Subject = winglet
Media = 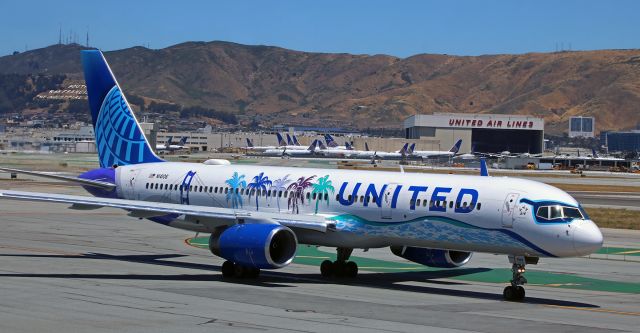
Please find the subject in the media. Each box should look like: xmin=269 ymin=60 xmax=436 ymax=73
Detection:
xmin=480 ymin=158 xmax=489 ymax=176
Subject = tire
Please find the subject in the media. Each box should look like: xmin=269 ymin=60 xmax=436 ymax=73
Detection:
xmin=320 ymin=260 xmax=333 ymax=277
xmin=516 ymin=286 xmax=525 ymax=300
xmin=221 ymin=261 xmax=235 ymax=278
xmin=247 ymin=267 xmax=260 ymax=279
xmin=345 ymin=261 xmax=358 ymax=278
xmin=333 ymin=260 xmax=346 ymax=277
xmin=234 ymin=264 xmax=245 ymax=278
xmin=503 ymin=286 xmax=515 ymax=300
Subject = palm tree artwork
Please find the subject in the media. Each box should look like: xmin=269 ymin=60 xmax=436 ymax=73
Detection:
xmin=311 ymin=175 xmax=335 ymax=214
xmin=247 ymin=172 xmax=272 ymax=211
xmin=287 ymin=175 xmax=316 ymax=214
xmin=269 ymin=174 xmax=291 ymax=212
xmin=225 ymin=172 xmax=246 ymax=209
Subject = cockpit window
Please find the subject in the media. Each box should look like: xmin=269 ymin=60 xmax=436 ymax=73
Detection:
xmin=536 ymin=206 xmax=549 ymax=220
xmin=563 ymin=207 xmax=584 ymax=219
xmin=549 ymin=205 xmax=563 ymax=219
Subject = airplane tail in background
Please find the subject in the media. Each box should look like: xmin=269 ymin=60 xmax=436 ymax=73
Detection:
xmin=292 ymin=135 xmax=301 ymax=146
xmin=449 ymin=139 xmax=463 ymax=154
xmin=81 ymin=50 xmax=163 ymax=168
xmin=246 ymin=138 xmax=254 ymax=147
xmin=408 ymin=143 xmax=415 ymax=155
xmin=286 ymin=134 xmax=294 ymax=146
xmin=345 ymin=142 xmax=352 ymax=150
xmin=365 ymin=142 xmax=370 ymax=151
xmin=276 ymin=133 xmax=286 ymax=146
xmin=166 ymin=136 xmax=174 ymax=146
xmin=592 ymin=148 xmax=599 ymax=158
xmin=178 ymin=136 xmax=188 ymax=146
xmin=318 ymin=140 xmax=328 ymax=150
xmin=399 ymin=143 xmax=409 ymax=155
xmin=324 ymin=134 xmax=339 ymax=148
xmin=307 ymin=140 xmax=318 ymax=151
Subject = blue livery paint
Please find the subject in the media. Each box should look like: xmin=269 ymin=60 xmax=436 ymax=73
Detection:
xmin=78 ymin=168 xmax=117 ymax=198
xmin=217 ymin=224 xmax=295 ymax=269
xmin=81 ymin=50 xmax=163 ymax=168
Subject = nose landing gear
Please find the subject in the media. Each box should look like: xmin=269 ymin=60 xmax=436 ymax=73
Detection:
xmin=320 ymin=247 xmax=359 ymax=278
xmin=503 ymin=255 xmax=538 ymax=301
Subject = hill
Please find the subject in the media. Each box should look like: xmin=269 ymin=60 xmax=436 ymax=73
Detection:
xmin=1 ymin=42 xmax=640 ymax=134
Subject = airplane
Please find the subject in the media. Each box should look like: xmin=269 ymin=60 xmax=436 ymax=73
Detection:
xmin=157 ymin=136 xmax=189 ymax=152
xmin=292 ymin=135 xmax=301 ymax=146
xmin=263 ymin=140 xmax=319 ymax=157
xmin=0 ymin=50 xmax=603 ymax=301
xmin=276 ymin=133 xmax=307 ymax=150
xmin=324 ymin=134 xmax=350 ymax=150
xmin=410 ymin=139 xmax=462 ymax=159
xmin=244 ymin=138 xmax=277 ymax=152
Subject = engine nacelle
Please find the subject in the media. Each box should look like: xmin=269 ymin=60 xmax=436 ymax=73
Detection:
xmin=390 ymin=246 xmax=472 ymax=268
xmin=210 ymin=224 xmax=297 ymax=269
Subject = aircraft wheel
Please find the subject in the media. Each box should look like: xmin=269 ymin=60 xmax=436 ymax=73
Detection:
xmin=320 ymin=260 xmax=333 ymax=277
xmin=345 ymin=261 xmax=358 ymax=278
xmin=333 ymin=260 xmax=346 ymax=277
xmin=221 ymin=261 xmax=235 ymax=278
xmin=503 ymin=286 xmax=515 ymax=301
xmin=516 ymin=286 xmax=525 ymax=300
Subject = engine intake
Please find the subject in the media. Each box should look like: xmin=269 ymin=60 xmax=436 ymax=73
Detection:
xmin=390 ymin=246 xmax=472 ymax=268
xmin=210 ymin=224 xmax=297 ymax=269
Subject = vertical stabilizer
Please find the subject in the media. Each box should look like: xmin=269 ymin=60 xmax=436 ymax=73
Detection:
xmin=81 ymin=50 xmax=163 ymax=168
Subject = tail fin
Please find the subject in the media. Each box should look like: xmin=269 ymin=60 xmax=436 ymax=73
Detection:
xmin=345 ymin=142 xmax=352 ymax=150
xmin=324 ymin=134 xmax=338 ymax=148
xmin=307 ymin=140 xmax=318 ymax=151
xmin=449 ymin=139 xmax=462 ymax=153
xmin=480 ymin=158 xmax=489 ymax=176
xmin=166 ymin=136 xmax=173 ymax=146
xmin=286 ymin=134 xmax=294 ymax=146
xmin=319 ymin=140 xmax=328 ymax=150
xmin=81 ymin=50 xmax=162 ymax=168
xmin=591 ymin=148 xmax=598 ymax=158
xmin=408 ymin=143 xmax=415 ymax=154
xmin=365 ymin=142 xmax=370 ymax=151
xmin=246 ymin=138 xmax=254 ymax=147
xmin=276 ymin=133 xmax=286 ymax=146
xmin=399 ymin=143 xmax=409 ymax=155
xmin=178 ymin=136 xmax=188 ymax=145
xmin=293 ymin=135 xmax=301 ymax=146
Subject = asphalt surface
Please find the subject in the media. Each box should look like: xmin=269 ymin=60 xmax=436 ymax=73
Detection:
xmin=0 ymin=182 xmax=639 ymax=332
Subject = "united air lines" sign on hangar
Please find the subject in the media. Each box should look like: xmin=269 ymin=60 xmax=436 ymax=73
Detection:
xmin=404 ymin=113 xmax=544 ymax=154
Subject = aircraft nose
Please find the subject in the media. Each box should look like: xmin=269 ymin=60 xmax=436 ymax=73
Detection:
xmin=573 ymin=220 xmax=603 ymax=256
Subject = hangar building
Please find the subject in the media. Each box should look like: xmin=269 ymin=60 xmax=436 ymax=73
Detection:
xmin=404 ymin=113 xmax=544 ymax=154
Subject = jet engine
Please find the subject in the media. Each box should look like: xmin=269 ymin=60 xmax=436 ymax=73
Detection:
xmin=390 ymin=246 xmax=472 ymax=268
xmin=209 ymin=224 xmax=297 ymax=269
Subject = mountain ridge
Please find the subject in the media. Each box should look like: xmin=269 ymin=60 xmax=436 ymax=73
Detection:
xmin=1 ymin=42 xmax=640 ymax=134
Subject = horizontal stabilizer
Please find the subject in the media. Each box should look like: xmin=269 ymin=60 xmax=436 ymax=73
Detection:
xmin=0 ymin=167 xmax=116 ymax=190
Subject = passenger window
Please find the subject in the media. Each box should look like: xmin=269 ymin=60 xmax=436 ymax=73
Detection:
xmin=209 ymin=186 xmax=213 ymax=193
xmin=324 ymin=193 xmax=328 ymax=201
xmin=423 ymin=200 xmax=427 ymax=207
xmin=563 ymin=207 xmax=583 ymax=219
xmin=145 ymin=183 xmax=149 ymax=189
xmin=449 ymin=201 xmax=453 ymax=209
xmin=550 ymin=205 xmax=562 ymax=219
xmin=416 ymin=199 xmax=421 ymax=206
xmin=154 ymin=183 xmax=158 ymax=190
xmin=359 ymin=196 xmax=363 ymax=203
xmin=477 ymin=203 xmax=481 ymax=210
xmin=224 ymin=188 xmax=228 ymax=194
xmin=307 ymin=192 xmax=311 ymax=200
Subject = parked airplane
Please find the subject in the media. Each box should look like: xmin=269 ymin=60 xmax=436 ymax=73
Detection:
xmin=244 ymin=138 xmax=277 ymax=152
xmin=276 ymin=133 xmax=307 ymax=150
xmin=324 ymin=134 xmax=350 ymax=150
xmin=410 ymin=140 xmax=462 ymax=159
xmin=0 ymin=50 xmax=603 ymax=301
xmin=292 ymin=135 xmax=301 ymax=146
xmin=157 ymin=136 xmax=188 ymax=152
xmin=263 ymin=140 xmax=319 ymax=157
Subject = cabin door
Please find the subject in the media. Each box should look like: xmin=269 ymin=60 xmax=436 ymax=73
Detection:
xmin=501 ymin=192 xmax=520 ymax=228
xmin=381 ymin=183 xmax=398 ymax=219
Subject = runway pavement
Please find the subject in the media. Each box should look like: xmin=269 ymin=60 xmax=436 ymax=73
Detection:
xmin=0 ymin=182 xmax=639 ymax=332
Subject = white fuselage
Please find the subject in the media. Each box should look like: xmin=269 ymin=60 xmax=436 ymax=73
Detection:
xmin=115 ymin=162 xmax=602 ymax=258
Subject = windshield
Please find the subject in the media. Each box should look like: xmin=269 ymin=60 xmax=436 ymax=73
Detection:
xmin=535 ymin=204 xmax=584 ymax=222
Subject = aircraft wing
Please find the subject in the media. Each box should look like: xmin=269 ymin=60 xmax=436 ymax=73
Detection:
xmin=0 ymin=190 xmax=332 ymax=233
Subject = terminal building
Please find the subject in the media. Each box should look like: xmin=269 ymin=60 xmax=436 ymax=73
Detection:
xmin=403 ymin=113 xmax=544 ymax=154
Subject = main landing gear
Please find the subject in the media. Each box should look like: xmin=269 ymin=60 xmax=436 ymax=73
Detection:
xmin=503 ymin=255 xmax=538 ymax=301
xmin=320 ymin=247 xmax=359 ymax=278
xmin=221 ymin=260 xmax=260 ymax=279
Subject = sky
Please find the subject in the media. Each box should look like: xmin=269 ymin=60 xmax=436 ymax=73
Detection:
xmin=1 ymin=1 xmax=639 ymax=57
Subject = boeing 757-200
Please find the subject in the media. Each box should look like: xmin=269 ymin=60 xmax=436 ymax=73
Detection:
xmin=0 ymin=50 xmax=603 ymax=301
